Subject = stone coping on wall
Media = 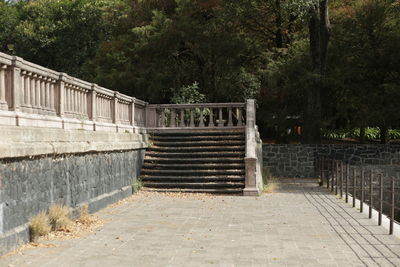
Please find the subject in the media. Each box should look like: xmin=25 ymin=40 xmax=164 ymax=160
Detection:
xmin=0 ymin=125 xmax=149 ymax=159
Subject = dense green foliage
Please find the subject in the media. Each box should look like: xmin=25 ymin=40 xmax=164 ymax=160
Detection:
xmin=0 ymin=0 xmax=399 ymax=143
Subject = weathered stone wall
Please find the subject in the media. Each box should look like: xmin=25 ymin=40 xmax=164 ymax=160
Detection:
xmin=0 ymin=149 xmax=145 ymax=255
xmin=263 ymin=144 xmax=400 ymax=178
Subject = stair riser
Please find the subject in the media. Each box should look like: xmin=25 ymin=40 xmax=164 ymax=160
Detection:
xmin=150 ymin=131 xmax=244 ymax=137
xmin=152 ymin=136 xmax=244 ymax=142
xmin=145 ymin=152 xmax=245 ymax=158
xmin=141 ymin=170 xmax=245 ymax=176
xmin=142 ymin=164 xmax=245 ymax=170
xmin=142 ymin=178 xmax=244 ymax=183
xmin=143 ymin=183 xmax=244 ymax=189
xmin=148 ymin=147 xmax=245 ymax=153
xmin=153 ymin=141 xmax=245 ymax=147
xmin=144 ymin=159 xmax=244 ymax=164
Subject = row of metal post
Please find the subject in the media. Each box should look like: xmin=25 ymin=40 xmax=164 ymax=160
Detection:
xmin=318 ymin=157 xmax=398 ymax=235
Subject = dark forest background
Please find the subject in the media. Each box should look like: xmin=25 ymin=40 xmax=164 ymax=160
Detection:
xmin=1 ymin=0 xmax=399 ymax=143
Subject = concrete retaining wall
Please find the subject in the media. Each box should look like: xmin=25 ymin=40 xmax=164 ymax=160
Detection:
xmin=263 ymin=144 xmax=400 ymax=178
xmin=0 ymin=126 xmax=148 ymax=255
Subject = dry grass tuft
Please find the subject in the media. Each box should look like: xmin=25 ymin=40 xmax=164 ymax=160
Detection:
xmin=48 ymin=204 xmax=72 ymax=231
xmin=29 ymin=211 xmax=51 ymax=242
xmin=77 ymin=205 xmax=96 ymax=226
xmin=263 ymin=178 xmax=279 ymax=194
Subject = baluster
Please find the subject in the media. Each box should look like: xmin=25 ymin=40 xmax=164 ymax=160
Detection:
xmin=49 ymin=81 xmax=55 ymax=110
xmin=199 ymin=108 xmax=205 ymax=127
xmin=84 ymin=91 xmax=87 ymax=116
xmin=227 ymin=107 xmax=233 ymax=127
xmin=189 ymin=108 xmax=195 ymax=127
xmin=45 ymin=80 xmax=50 ymax=110
xmin=20 ymin=71 xmax=25 ymax=105
xmin=24 ymin=72 xmax=30 ymax=106
xmin=0 ymin=65 xmax=7 ymax=109
xmin=30 ymin=74 xmax=36 ymax=107
xmin=170 ymin=109 xmax=176 ymax=127
xmin=34 ymin=74 xmax=40 ymax=107
xmin=179 ymin=109 xmax=185 ymax=127
xmin=218 ymin=107 xmax=223 ymax=127
xmin=208 ymin=108 xmax=214 ymax=127
xmin=160 ymin=108 xmax=165 ymax=127
xmin=40 ymin=78 xmax=45 ymax=108
xmin=237 ymin=107 xmax=243 ymax=126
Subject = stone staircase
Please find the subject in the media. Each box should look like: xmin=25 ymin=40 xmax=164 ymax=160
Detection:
xmin=140 ymin=129 xmax=246 ymax=194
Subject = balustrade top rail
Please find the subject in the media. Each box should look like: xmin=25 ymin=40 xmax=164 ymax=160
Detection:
xmin=146 ymin=102 xmax=247 ymax=129
xmin=0 ymin=52 xmax=148 ymax=131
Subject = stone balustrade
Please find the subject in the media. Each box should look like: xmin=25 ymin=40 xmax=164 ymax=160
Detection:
xmin=146 ymin=103 xmax=246 ymax=129
xmin=0 ymin=52 xmax=148 ymax=132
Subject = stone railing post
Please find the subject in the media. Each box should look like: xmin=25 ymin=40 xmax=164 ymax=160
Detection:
xmin=244 ymin=99 xmax=260 ymax=196
xmin=10 ymin=56 xmax=22 ymax=112
xmin=90 ymin=84 xmax=97 ymax=122
xmin=130 ymin=97 xmax=136 ymax=126
xmin=57 ymin=73 xmax=67 ymax=117
xmin=113 ymin=92 xmax=118 ymax=124
xmin=145 ymin=104 xmax=158 ymax=128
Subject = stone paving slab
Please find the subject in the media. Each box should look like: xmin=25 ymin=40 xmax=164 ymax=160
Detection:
xmin=1 ymin=179 xmax=400 ymax=266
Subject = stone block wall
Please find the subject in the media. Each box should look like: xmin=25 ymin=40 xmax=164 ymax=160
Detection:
xmin=0 ymin=149 xmax=145 ymax=255
xmin=263 ymin=144 xmax=400 ymax=178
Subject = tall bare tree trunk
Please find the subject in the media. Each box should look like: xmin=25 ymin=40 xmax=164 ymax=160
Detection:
xmin=302 ymin=0 xmax=330 ymax=143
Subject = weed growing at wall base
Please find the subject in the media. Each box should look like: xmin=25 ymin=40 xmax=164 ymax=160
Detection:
xmin=29 ymin=211 xmax=51 ymax=242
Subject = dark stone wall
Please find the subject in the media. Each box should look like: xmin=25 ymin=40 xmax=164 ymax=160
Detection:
xmin=0 ymin=149 xmax=145 ymax=255
xmin=263 ymin=144 xmax=400 ymax=178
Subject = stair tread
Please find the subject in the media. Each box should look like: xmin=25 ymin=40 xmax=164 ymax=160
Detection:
xmin=153 ymin=141 xmax=245 ymax=146
xmin=144 ymin=157 xmax=243 ymax=162
xmin=152 ymin=136 xmax=244 ymax=141
xmin=141 ymin=188 xmax=243 ymax=194
xmin=142 ymin=163 xmax=244 ymax=168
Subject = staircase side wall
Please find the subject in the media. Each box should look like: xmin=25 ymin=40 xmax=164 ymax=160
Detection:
xmin=0 ymin=126 xmax=148 ymax=255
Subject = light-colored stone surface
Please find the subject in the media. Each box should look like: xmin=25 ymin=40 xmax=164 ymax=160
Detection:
xmin=0 ymin=125 xmax=148 ymax=158
xmin=1 ymin=179 xmax=400 ymax=266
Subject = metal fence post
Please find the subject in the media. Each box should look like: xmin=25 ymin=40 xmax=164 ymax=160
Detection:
xmin=331 ymin=160 xmax=335 ymax=192
xmin=369 ymin=170 xmax=373 ymax=219
xmin=345 ymin=164 xmax=349 ymax=203
xmin=335 ymin=161 xmax=339 ymax=195
xmin=353 ymin=167 xmax=356 ymax=208
xmin=361 ymin=167 xmax=364 ymax=213
xmin=360 ymin=170 xmax=365 ymax=213
xmin=340 ymin=162 xmax=343 ymax=198
xmin=390 ymin=177 xmax=395 ymax=235
xmin=379 ymin=173 xmax=383 ymax=226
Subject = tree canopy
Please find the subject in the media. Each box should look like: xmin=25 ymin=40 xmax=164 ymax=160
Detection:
xmin=1 ymin=0 xmax=399 ymax=143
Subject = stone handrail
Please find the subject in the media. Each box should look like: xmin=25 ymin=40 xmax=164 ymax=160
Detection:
xmin=146 ymin=103 xmax=246 ymax=129
xmin=244 ymin=99 xmax=264 ymax=196
xmin=0 ymin=52 xmax=148 ymax=132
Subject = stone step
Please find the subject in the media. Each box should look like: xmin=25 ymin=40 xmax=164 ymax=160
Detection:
xmin=152 ymin=140 xmax=245 ymax=147
xmin=145 ymin=151 xmax=245 ymax=158
xmin=141 ymin=169 xmax=245 ymax=176
xmin=143 ymin=182 xmax=244 ymax=189
xmin=141 ymin=187 xmax=243 ymax=194
xmin=144 ymin=157 xmax=244 ymax=164
xmin=151 ymin=130 xmax=244 ymax=137
xmin=148 ymin=146 xmax=245 ymax=153
xmin=141 ymin=175 xmax=244 ymax=183
xmin=151 ymin=135 xmax=244 ymax=141
xmin=142 ymin=163 xmax=245 ymax=170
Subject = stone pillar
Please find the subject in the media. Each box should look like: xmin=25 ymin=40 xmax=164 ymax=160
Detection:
xmin=57 ymin=73 xmax=67 ymax=117
xmin=113 ymin=92 xmax=118 ymax=124
xmin=90 ymin=84 xmax=97 ymax=122
xmin=10 ymin=57 xmax=22 ymax=112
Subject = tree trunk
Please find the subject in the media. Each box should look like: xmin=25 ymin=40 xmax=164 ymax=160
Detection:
xmin=302 ymin=0 xmax=330 ymax=144
xmin=359 ymin=126 xmax=366 ymax=144
xmin=380 ymin=125 xmax=389 ymax=144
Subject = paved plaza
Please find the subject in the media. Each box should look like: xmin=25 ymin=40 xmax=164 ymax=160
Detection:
xmin=1 ymin=179 xmax=400 ymax=266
